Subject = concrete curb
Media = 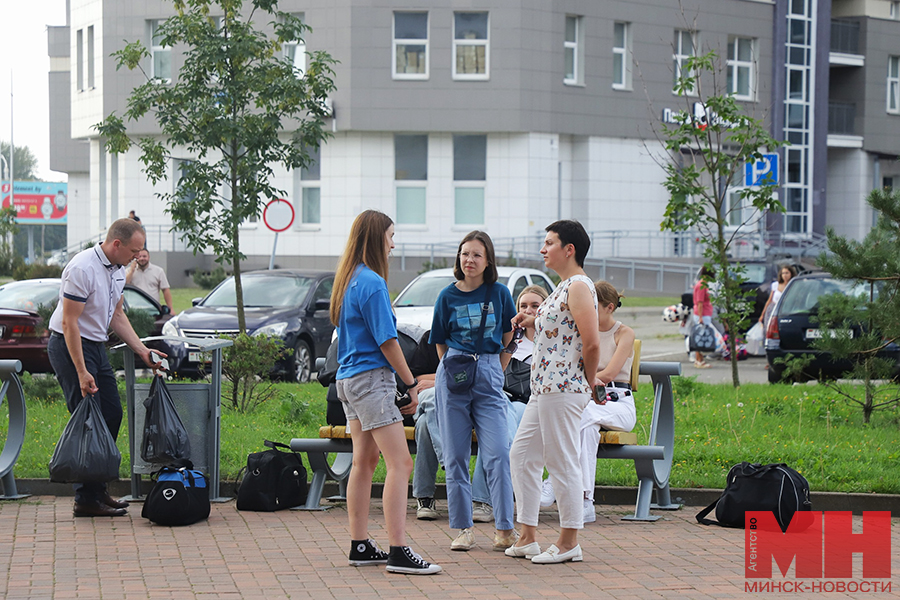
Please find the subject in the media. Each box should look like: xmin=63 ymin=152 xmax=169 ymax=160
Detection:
xmin=7 ymin=480 xmax=898 ymax=516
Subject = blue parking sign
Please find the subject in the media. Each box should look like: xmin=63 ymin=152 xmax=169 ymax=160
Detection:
xmin=745 ymin=153 xmax=779 ymax=186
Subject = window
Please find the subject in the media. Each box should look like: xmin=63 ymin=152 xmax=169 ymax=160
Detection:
xmin=891 ymin=2 xmax=900 ymax=19
xmin=150 ymin=20 xmax=172 ymax=83
xmin=87 ymin=26 xmax=95 ymax=89
xmin=173 ymin=159 xmax=197 ymax=204
xmin=294 ymin=146 xmax=320 ymax=225
xmin=673 ymin=30 xmax=696 ymax=95
xmin=453 ymin=135 xmax=486 ymax=225
xmin=76 ymin=29 xmax=84 ymax=91
xmin=453 ymin=12 xmax=489 ymax=80
xmin=283 ymin=13 xmax=306 ymax=77
xmin=888 ymin=56 xmax=900 ymax=114
xmin=613 ymin=22 xmax=631 ymax=90
xmin=393 ymin=12 xmax=428 ymax=80
xmin=564 ymin=16 xmax=583 ymax=85
xmin=395 ymin=135 xmax=427 ymax=225
xmin=727 ymin=37 xmax=755 ymax=100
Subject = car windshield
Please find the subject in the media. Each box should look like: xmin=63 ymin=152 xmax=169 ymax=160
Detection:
xmin=779 ymin=278 xmax=871 ymax=316
xmin=203 ymin=275 xmax=314 ymax=308
xmin=394 ymin=274 xmax=509 ymax=307
xmin=0 ymin=281 xmax=60 ymax=311
xmin=741 ymin=264 xmax=768 ymax=283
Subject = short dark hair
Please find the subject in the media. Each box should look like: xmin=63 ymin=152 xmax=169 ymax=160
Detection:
xmin=545 ymin=220 xmax=590 ymax=267
xmin=453 ymin=230 xmax=499 ymax=285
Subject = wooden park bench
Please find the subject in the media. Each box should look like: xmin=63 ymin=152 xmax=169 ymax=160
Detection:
xmin=291 ymin=340 xmax=682 ymax=521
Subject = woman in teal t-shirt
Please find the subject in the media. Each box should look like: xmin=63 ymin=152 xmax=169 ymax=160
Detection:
xmin=429 ymin=230 xmax=517 ymax=553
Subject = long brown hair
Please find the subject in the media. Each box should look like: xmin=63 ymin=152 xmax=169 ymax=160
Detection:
xmin=330 ymin=210 xmax=394 ymax=325
xmin=453 ymin=230 xmax=499 ymax=285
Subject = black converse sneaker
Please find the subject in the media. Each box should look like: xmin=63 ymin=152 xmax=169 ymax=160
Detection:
xmin=348 ymin=539 xmax=389 ymax=566
xmin=386 ymin=546 xmax=442 ymax=575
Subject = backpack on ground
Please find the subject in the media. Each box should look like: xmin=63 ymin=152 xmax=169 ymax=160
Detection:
xmin=696 ymin=462 xmax=811 ymax=532
xmin=142 ymin=461 xmax=211 ymax=526
xmin=236 ymin=440 xmax=308 ymax=511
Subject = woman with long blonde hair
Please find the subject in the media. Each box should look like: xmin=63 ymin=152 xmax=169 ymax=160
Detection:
xmin=330 ymin=210 xmax=441 ymax=575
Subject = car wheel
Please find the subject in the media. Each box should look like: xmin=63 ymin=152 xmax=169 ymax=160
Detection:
xmin=292 ymin=340 xmax=313 ymax=383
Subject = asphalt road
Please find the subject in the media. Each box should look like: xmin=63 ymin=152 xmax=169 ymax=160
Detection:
xmin=618 ymin=306 xmax=770 ymax=385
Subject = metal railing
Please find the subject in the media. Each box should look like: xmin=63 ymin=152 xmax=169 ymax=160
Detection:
xmin=831 ymin=19 xmax=860 ymax=55
xmin=828 ymin=102 xmax=856 ymax=135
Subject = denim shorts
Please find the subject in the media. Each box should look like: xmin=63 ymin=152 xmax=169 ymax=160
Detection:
xmin=335 ymin=366 xmax=402 ymax=431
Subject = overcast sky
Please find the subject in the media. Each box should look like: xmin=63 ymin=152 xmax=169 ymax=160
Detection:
xmin=0 ymin=0 xmax=68 ymax=182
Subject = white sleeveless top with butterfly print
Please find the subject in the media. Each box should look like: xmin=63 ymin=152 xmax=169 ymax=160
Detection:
xmin=530 ymin=274 xmax=598 ymax=396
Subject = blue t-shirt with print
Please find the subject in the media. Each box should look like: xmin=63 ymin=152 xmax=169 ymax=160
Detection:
xmin=429 ymin=282 xmax=515 ymax=354
xmin=336 ymin=265 xmax=397 ymax=380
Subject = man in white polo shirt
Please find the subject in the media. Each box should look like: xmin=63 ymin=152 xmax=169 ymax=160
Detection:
xmin=126 ymin=249 xmax=173 ymax=312
xmin=47 ymin=218 xmax=166 ymax=518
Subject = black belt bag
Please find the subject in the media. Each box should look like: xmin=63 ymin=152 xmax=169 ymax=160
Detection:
xmin=443 ymin=284 xmax=492 ymax=394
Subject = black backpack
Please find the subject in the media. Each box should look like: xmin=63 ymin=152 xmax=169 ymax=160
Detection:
xmin=696 ymin=462 xmax=811 ymax=532
xmin=236 ymin=440 xmax=308 ymax=511
xmin=142 ymin=462 xmax=211 ymax=526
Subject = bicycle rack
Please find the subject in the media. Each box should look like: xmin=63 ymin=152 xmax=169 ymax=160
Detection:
xmin=0 ymin=360 xmax=30 ymax=500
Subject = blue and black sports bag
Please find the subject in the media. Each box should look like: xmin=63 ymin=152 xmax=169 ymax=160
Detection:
xmin=142 ymin=462 xmax=210 ymax=526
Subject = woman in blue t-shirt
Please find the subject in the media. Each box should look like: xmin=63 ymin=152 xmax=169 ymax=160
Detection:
xmin=330 ymin=210 xmax=441 ymax=576
xmin=429 ymin=230 xmax=517 ymax=553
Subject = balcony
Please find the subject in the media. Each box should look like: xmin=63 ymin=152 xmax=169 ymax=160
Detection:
xmin=827 ymin=101 xmax=863 ymax=147
xmin=830 ymin=20 xmax=864 ymax=66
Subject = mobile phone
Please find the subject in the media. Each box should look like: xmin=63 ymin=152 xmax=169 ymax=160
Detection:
xmin=395 ymin=391 xmax=412 ymax=408
xmin=593 ymin=385 xmax=605 ymax=404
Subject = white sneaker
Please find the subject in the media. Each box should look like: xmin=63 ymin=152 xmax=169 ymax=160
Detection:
xmin=583 ymin=499 xmax=596 ymax=524
xmin=450 ymin=528 xmax=476 ymax=551
xmin=472 ymin=502 xmax=494 ymax=523
xmin=539 ymin=479 xmax=556 ymax=507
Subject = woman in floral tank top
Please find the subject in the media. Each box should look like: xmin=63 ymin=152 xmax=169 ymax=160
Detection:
xmin=505 ymin=220 xmax=601 ymax=565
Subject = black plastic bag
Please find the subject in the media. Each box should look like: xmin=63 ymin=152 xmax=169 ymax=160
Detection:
xmin=141 ymin=375 xmax=191 ymax=463
xmin=49 ymin=393 xmax=121 ymax=483
xmin=236 ymin=440 xmax=308 ymax=511
xmin=689 ymin=322 xmax=717 ymax=352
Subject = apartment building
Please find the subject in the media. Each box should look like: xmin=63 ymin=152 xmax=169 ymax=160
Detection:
xmin=48 ymin=0 xmax=900 ymax=285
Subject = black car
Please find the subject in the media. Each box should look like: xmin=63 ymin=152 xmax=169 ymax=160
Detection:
xmin=680 ymin=260 xmax=806 ymax=329
xmin=160 ymin=270 xmax=335 ymax=382
xmin=765 ymin=272 xmax=900 ymax=383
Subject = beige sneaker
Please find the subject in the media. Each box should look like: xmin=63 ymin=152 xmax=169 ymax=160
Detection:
xmin=450 ymin=528 xmax=476 ymax=551
xmin=492 ymin=529 xmax=520 ymax=552
xmin=472 ymin=502 xmax=494 ymax=523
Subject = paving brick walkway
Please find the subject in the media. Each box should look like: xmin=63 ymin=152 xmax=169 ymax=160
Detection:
xmin=0 ymin=497 xmax=897 ymax=599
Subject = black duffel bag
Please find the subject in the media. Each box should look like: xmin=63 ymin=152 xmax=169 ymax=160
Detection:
xmin=696 ymin=462 xmax=811 ymax=532
xmin=142 ymin=461 xmax=211 ymax=526
xmin=236 ymin=440 xmax=308 ymax=511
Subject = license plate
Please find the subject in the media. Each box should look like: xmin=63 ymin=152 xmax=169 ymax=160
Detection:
xmin=188 ymin=351 xmax=211 ymax=363
xmin=805 ymin=329 xmax=853 ymax=339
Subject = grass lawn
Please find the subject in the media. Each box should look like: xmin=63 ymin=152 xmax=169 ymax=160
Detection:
xmin=4 ymin=375 xmax=898 ymax=493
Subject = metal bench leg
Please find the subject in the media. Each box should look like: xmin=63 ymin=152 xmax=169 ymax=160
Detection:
xmin=0 ymin=471 xmax=29 ymax=500
xmin=621 ymin=459 xmax=660 ymax=522
xmin=293 ymin=451 xmax=352 ymax=511
xmin=651 ymin=483 xmax=683 ymax=511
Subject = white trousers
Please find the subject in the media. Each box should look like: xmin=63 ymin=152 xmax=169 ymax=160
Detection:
xmin=579 ymin=395 xmax=636 ymax=501
xmin=509 ymin=391 xmax=590 ymax=529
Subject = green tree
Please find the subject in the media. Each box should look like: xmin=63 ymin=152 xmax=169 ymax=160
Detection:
xmin=0 ymin=141 xmax=38 ymax=181
xmin=661 ymin=48 xmax=785 ymax=387
xmin=780 ymin=187 xmax=900 ymax=423
xmin=96 ymin=0 xmax=336 ymax=333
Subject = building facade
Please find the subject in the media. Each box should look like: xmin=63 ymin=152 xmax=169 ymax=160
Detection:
xmin=48 ymin=0 xmax=900 ymax=287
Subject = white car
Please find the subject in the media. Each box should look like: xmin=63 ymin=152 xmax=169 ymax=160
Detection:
xmin=393 ymin=266 xmax=556 ymax=330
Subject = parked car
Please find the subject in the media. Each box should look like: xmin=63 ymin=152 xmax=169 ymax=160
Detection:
xmin=680 ymin=260 xmax=807 ymax=329
xmin=0 ymin=278 xmax=172 ymax=373
xmin=765 ymin=272 xmax=900 ymax=383
xmin=393 ymin=266 xmax=556 ymax=330
xmin=159 ymin=269 xmax=335 ymax=382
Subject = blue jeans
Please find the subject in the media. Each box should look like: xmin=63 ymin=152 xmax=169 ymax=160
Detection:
xmin=471 ymin=400 xmax=526 ymax=504
xmin=412 ymin=388 xmax=442 ymax=499
xmin=436 ymin=349 xmax=514 ymax=530
xmin=47 ymin=333 xmax=121 ymax=504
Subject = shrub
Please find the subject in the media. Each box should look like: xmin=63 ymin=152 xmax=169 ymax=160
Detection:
xmin=20 ymin=372 xmax=65 ymax=404
xmin=221 ymin=333 xmax=286 ymax=413
xmin=107 ymin=308 xmax=158 ymax=370
xmin=13 ymin=262 xmax=63 ymax=281
xmin=0 ymin=251 xmax=25 ymax=277
xmin=193 ymin=266 xmax=228 ymax=289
